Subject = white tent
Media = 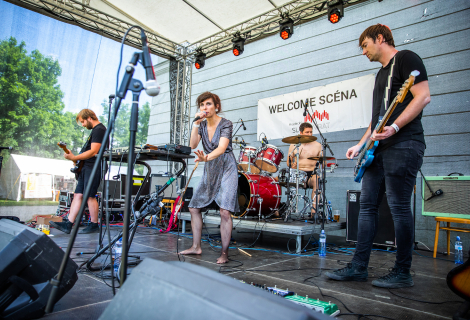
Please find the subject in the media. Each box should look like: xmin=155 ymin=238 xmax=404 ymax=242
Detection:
xmin=0 ymin=154 xmax=76 ymax=201
xmin=0 ymin=154 xmax=141 ymax=201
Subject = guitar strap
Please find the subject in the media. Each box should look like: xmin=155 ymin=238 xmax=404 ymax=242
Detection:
xmin=79 ymin=130 xmax=94 ymax=155
xmin=380 ymin=56 xmax=396 ymax=115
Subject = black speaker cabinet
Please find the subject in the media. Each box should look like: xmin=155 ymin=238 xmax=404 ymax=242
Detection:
xmin=346 ymin=190 xmax=396 ymax=247
xmin=0 ymin=219 xmax=78 ymax=319
xmin=99 ymin=259 xmax=330 ymax=320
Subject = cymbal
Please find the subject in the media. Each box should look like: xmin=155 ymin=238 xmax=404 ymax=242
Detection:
xmin=308 ymin=156 xmax=336 ymax=161
xmin=282 ymin=135 xmax=317 ymax=144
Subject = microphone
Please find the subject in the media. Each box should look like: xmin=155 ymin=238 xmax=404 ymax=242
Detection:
xmin=109 ymin=94 xmax=115 ymax=100
xmin=0 ymin=147 xmax=12 ymax=151
xmin=262 ymin=137 xmax=269 ymax=145
xmin=135 ymin=195 xmax=164 ymax=220
xmin=140 ymin=29 xmax=160 ymax=97
xmin=303 ymin=98 xmax=308 ymax=117
xmin=193 ymin=112 xmax=207 ymax=122
xmin=241 ymin=119 xmax=246 ymax=130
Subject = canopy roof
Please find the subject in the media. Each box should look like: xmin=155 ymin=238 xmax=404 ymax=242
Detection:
xmin=7 ymin=0 xmax=362 ymax=59
xmin=11 ymin=154 xmax=76 ymax=179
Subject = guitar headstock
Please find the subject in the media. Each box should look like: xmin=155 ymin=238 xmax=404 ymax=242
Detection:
xmin=396 ymin=70 xmax=420 ymax=103
xmin=57 ymin=141 xmax=67 ymax=147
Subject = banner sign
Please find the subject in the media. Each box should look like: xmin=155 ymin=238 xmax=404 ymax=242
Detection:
xmin=257 ymin=74 xmax=375 ymax=140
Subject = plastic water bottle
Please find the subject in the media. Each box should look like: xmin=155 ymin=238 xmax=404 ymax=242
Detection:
xmin=319 ymin=230 xmax=326 ymax=257
xmin=455 ymin=236 xmax=463 ymax=265
xmin=113 ymin=238 xmax=122 ymax=278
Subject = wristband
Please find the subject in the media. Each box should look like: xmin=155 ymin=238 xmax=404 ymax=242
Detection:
xmin=391 ymin=123 xmax=399 ymax=133
xmin=193 ymin=124 xmax=200 ymax=128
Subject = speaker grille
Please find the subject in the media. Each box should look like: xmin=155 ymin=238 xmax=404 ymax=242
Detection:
xmin=422 ymin=178 xmax=470 ymax=218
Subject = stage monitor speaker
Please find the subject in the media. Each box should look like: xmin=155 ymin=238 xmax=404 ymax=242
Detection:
xmin=0 ymin=219 xmax=78 ymax=319
xmin=99 ymin=259 xmax=330 ymax=320
xmin=422 ymin=176 xmax=470 ymax=219
xmin=120 ymin=174 xmax=150 ymax=197
xmin=98 ymin=180 xmax=122 ymax=200
xmin=346 ymin=190 xmax=396 ymax=247
xmin=150 ymin=174 xmax=184 ymax=198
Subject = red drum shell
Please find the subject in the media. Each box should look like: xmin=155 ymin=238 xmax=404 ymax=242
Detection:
xmin=238 ymin=146 xmax=260 ymax=174
xmin=255 ymin=145 xmax=284 ymax=173
xmin=234 ymin=172 xmax=281 ymax=218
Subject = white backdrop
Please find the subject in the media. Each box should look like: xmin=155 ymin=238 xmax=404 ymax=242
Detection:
xmin=257 ymin=74 xmax=375 ymax=140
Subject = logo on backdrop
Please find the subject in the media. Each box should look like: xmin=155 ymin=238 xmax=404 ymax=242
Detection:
xmin=257 ymin=74 xmax=375 ymax=140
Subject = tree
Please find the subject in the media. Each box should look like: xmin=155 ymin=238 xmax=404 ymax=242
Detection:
xmin=0 ymin=37 xmax=83 ymax=160
xmin=99 ymin=100 xmax=151 ymax=148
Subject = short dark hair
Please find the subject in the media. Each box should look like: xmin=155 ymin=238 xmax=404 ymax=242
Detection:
xmin=76 ymin=109 xmax=98 ymax=122
xmin=196 ymin=91 xmax=222 ymax=113
xmin=359 ymin=24 xmax=395 ymax=48
xmin=299 ymin=122 xmax=313 ymax=133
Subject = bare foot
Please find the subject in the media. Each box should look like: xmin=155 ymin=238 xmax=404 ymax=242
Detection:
xmin=217 ymin=252 xmax=229 ymax=264
xmin=180 ymin=246 xmax=202 ymax=255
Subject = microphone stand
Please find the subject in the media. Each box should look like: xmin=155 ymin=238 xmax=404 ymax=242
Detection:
xmin=304 ymin=104 xmax=334 ymax=231
xmin=97 ymin=95 xmax=116 ymax=253
xmin=46 ymin=50 xmax=145 ymax=313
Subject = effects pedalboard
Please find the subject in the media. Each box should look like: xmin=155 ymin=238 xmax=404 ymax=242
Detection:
xmin=240 ymin=281 xmax=340 ymax=316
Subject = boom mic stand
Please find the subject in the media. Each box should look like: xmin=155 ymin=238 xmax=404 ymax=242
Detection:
xmin=304 ymin=103 xmax=334 ymax=231
xmin=46 ymin=50 xmax=149 ymax=313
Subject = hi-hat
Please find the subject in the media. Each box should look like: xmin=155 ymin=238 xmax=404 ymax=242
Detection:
xmin=282 ymin=135 xmax=317 ymax=144
xmin=308 ymin=156 xmax=336 ymax=161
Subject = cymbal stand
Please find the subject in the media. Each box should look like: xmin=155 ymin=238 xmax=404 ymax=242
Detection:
xmin=304 ymin=106 xmax=334 ymax=231
xmin=284 ymin=141 xmax=304 ymax=221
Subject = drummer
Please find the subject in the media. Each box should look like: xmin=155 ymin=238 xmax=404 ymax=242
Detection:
xmin=287 ymin=122 xmax=322 ymax=213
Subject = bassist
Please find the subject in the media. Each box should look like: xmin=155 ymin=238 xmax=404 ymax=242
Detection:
xmin=325 ymin=24 xmax=430 ymax=288
xmin=50 ymin=109 xmax=106 ymax=234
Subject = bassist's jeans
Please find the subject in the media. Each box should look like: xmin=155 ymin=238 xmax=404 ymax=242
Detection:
xmin=351 ymin=140 xmax=425 ymax=270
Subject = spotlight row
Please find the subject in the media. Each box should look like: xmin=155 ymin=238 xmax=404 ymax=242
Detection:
xmin=195 ymin=0 xmax=344 ymax=69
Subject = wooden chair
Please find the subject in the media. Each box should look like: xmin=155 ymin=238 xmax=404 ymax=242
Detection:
xmin=434 ymin=217 xmax=470 ymax=258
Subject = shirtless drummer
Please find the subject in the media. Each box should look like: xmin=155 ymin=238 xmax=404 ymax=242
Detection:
xmin=287 ymin=122 xmax=322 ymax=214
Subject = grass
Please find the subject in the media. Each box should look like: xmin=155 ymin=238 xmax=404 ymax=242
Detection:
xmin=0 ymin=200 xmax=59 ymax=206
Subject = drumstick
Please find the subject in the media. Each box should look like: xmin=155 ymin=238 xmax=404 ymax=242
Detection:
xmin=172 ymin=162 xmax=199 ymax=223
xmin=238 ymin=248 xmax=252 ymax=257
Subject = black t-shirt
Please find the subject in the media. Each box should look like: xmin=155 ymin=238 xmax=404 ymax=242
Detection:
xmin=81 ymin=123 xmax=106 ymax=167
xmin=371 ymin=50 xmax=428 ymax=153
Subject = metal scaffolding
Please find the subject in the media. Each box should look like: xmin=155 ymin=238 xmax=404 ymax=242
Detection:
xmin=169 ymin=43 xmax=195 ymax=174
xmin=189 ymin=0 xmax=364 ymax=58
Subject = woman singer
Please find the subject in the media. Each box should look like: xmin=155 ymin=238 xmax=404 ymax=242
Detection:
xmin=180 ymin=91 xmax=239 ymax=264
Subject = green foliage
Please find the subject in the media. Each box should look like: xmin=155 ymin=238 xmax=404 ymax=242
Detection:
xmin=0 ymin=37 xmax=84 ymax=160
xmin=99 ymin=100 xmax=151 ymax=148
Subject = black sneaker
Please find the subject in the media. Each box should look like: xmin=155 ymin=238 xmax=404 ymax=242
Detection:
xmin=79 ymin=223 xmax=99 ymax=234
xmin=325 ymin=263 xmax=368 ymax=282
xmin=50 ymin=220 xmax=73 ymax=234
xmin=372 ymin=267 xmax=414 ymax=288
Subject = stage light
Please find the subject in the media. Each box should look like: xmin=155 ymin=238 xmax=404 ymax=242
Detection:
xmin=279 ymin=17 xmax=294 ymax=40
xmin=194 ymin=51 xmax=206 ymax=69
xmin=327 ymin=0 xmax=343 ymax=24
xmin=232 ymin=35 xmax=245 ymax=56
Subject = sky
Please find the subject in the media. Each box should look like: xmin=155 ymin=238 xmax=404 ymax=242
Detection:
xmin=0 ymin=0 xmax=163 ymax=116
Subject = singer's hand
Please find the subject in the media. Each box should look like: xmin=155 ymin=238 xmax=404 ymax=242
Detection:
xmin=194 ymin=112 xmax=207 ymax=125
xmin=194 ymin=150 xmax=209 ymax=162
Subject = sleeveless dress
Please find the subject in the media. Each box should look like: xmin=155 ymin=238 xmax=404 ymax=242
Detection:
xmin=189 ymin=118 xmax=240 ymax=213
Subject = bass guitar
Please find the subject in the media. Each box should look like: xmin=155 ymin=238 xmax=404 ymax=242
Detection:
xmin=353 ymin=70 xmax=420 ymax=183
xmin=57 ymin=142 xmax=83 ymax=179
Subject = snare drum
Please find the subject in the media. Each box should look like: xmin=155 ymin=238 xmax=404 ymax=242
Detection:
xmin=289 ymin=168 xmax=308 ymax=187
xmin=238 ymin=146 xmax=260 ymax=174
xmin=234 ymin=172 xmax=281 ymax=218
xmin=255 ymin=144 xmax=284 ymax=173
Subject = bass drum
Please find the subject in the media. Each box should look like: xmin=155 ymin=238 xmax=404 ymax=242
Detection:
xmin=234 ymin=172 xmax=281 ymax=218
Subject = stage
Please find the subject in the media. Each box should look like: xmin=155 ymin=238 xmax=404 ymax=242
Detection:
xmin=44 ymin=223 xmax=463 ymax=320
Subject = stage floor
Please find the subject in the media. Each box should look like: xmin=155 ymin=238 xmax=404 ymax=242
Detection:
xmin=44 ymin=223 xmax=464 ymax=320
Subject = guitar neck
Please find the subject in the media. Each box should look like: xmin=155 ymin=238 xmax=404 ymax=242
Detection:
xmin=376 ymin=94 xmax=399 ymax=134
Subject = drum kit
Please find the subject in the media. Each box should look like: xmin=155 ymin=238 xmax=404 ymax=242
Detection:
xmin=234 ymin=135 xmax=337 ymax=223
